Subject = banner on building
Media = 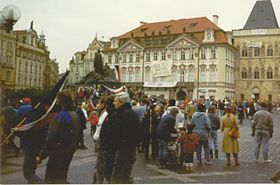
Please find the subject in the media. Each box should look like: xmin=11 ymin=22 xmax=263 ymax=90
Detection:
xmin=144 ymin=81 xmax=177 ymax=88
xmin=151 ymin=60 xmax=173 ymax=77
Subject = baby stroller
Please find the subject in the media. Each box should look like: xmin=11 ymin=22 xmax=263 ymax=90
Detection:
xmin=167 ymin=133 xmax=180 ymax=166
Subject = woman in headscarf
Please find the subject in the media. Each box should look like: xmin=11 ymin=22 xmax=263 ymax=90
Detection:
xmin=221 ymin=105 xmax=240 ymax=166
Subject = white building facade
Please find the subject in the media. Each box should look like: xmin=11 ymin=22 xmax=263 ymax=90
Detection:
xmin=103 ymin=16 xmax=237 ymax=100
xmin=69 ymin=37 xmax=105 ymax=84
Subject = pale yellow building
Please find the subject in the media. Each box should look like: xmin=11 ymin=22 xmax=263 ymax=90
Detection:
xmin=233 ymin=0 xmax=280 ymax=102
xmin=45 ymin=58 xmax=59 ymax=88
xmin=0 ymin=30 xmax=17 ymax=91
xmin=14 ymin=24 xmax=50 ymax=90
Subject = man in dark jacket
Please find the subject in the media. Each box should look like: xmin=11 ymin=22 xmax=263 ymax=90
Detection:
xmin=17 ymin=97 xmax=46 ymax=184
xmin=36 ymin=90 xmax=79 ymax=183
xmin=156 ymin=107 xmax=178 ymax=169
xmin=110 ymin=92 xmax=141 ymax=184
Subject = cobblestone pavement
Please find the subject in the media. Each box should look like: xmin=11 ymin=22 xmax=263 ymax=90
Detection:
xmin=0 ymin=111 xmax=279 ymax=183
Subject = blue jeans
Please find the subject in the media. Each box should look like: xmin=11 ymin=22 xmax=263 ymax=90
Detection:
xmin=254 ymin=129 xmax=270 ymax=160
xmin=196 ymin=140 xmax=211 ymax=162
xmin=158 ymin=139 xmax=168 ymax=166
xmin=23 ymin=152 xmax=43 ymax=184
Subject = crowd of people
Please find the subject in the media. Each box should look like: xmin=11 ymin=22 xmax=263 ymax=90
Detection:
xmin=1 ymin=87 xmax=280 ymax=183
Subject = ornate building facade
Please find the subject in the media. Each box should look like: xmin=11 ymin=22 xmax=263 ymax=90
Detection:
xmin=0 ymin=30 xmax=17 ymax=91
xmin=103 ymin=16 xmax=237 ymax=100
xmin=233 ymin=0 xmax=280 ymax=102
xmin=69 ymin=37 xmax=105 ymax=84
xmin=14 ymin=26 xmax=50 ymax=90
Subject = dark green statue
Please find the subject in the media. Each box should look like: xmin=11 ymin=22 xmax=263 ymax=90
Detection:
xmin=94 ymin=49 xmax=104 ymax=76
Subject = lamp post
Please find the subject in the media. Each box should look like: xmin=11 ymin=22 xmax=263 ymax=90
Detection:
xmin=0 ymin=5 xmax=21 ymax=33
xmin=196 ymin=47 xmax=200 ymax=100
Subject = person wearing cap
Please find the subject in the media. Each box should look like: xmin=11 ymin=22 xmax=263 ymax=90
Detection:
xmin=110 ymin=92 xmax=141 ymax=184
xmin=17 ymin=97 xmax=46 ymax=184
xmin=221 ymin=105 xmax=240 ymax=166
xmin=252 ymin=100 xmax=274 ymax=163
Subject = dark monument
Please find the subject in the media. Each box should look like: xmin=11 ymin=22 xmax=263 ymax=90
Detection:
xmin=93 ymin=49 xmax=104 ymax=76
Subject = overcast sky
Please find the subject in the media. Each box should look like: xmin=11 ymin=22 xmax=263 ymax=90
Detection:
xmin=1 ymin=0 xmax=280 ymax=73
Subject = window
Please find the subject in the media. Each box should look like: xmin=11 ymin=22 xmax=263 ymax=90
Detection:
xmin=201 ymin=48 xmax=206 ymax=59
xmin=108 ymin=55 xmax=112 ymax=64
xmin=121 ymin=70 xmax=126 ymax=82
xmin=242 ymin=48 xmax=248 ymax=57
xmin=267 ymin=46 xmax=273 ymax=56
xmin=180 ymin=71 xmax=185 ymax=82
xmin=135 ymin=71 xmax=140 ymax=82
xmin=19 ymin=61 xmax=22 ymax=72
xmin=189 ymin=49 xmax=194 ymax=60
xmin=200 ymin=68 xmax=206 ymax=82
xmin=254 ymin=67 xmax=259 ymax=79
xmin=145 ymin=70 xmax=151 ymax=82
xmin=25 ymin=62 xmax=28 ymax=73
xmin=180 ymin=51 xmax=185 ymax=60
xmin=210 ymin=47 xmax=216 ymax=59
xmin=172 ymin=50 xmax=177 ymax=61
xmin=254 ymin=47 xmax=260 ymax=57
xmin=241 ymin=68 xmax=247 ymax=79
xmin=209 ymin=68 xmax=216 ymax=81
xmin=146 ymin=53 xmax=150 ymax=62
xmin=128 ymin=72 xmax=133 ymax=82
xmin=188 ymin=69 xmax=194 ymax=82
xmin=136 ymin=53 xmax=140 ymax=63
xmin=129 ymin=54 xmax=133 ymax=63
xmin=267 ymin=67 xmax=273 ymax=79
xmin=115 ymin=54 xmax=119 ymax=63
xmin=153 ymin=51 xmax=158 ymax=61
xmin=161 ymin=51 xmax=166 ymax=61
xmin=123 ymin=54 xmax=127 ymax=63
xmin=6 ymin=71 xmax=11 ymax=81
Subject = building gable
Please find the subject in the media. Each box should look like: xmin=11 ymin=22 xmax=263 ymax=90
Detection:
xmin=166 ymin=34 xmax=199 ymax=49
xmin=117 ymin=39 xmax=144 ymax=52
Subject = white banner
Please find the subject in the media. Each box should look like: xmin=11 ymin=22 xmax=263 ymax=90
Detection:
xmin=144 ymin=81 xmax=177 ymax=87
xmin=151 ymin=60 xmax=172 ymax=77
xmin=246 ymin=41 xmax=262 ymax=48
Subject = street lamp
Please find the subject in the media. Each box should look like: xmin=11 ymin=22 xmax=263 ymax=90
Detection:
xmin=0 ymin=5 xmax=21 ymax=33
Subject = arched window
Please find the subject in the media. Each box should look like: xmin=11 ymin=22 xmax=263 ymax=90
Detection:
xmin=267 ymin=45 xmax=273 ymax=56
xmin=241 ymin=47 xmax=247 ymax=57
xmin=6 ymin=71 xmax=11 ymax=81
xmin=241 ymin=68 xmax=247 ymax=79
xmin=267 ymin=67 xmax=273 ymax=79
xmin=254 ymin=67 xmax=260 ymax=79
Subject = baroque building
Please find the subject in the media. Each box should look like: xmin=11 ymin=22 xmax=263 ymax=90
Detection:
xmin=103 ymin=16 xmax=237 ymax=100
xmin=0 ymin=29 xmax=17 ymax=91
xmin=14 ymin=23 xmax=56 ymax=90
xmin=69 ymin=37 xmax=105 ymax=84
xmin=233 ymin=0 xmax=280 ymax=102
xmin=45 ymin=58 xmax=59 ymax=88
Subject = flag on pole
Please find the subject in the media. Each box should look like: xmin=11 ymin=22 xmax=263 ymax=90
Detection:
xmin=114 ymin=64 xmax=121 ymax=81
xmin=12 ymin=71 xmax=69 ymax=132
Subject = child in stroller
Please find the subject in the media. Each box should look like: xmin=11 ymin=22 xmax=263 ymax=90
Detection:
xmin=177 ymin=124 xmax=199 ymax=172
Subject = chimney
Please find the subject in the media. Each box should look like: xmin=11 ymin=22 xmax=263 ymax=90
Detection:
xmin=213 ymin=15 xmax=219 ymax=26
xmin=140 ymin=21 xmax=147 ymax=26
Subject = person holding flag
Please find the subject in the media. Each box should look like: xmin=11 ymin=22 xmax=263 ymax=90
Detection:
xmin=36 ymin=90 xmax=80 ymax=184
xmin=17 ymin=97 xmax=46 ymax=184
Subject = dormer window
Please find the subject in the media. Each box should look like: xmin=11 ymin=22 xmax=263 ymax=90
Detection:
xmin=110 ymin=38 xmax=119 ymax=48
xmin=203 ymin=29 xmax=214 ymax=42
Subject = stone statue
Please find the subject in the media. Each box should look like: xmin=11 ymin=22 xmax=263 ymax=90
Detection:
xmin=94 ymin=49 xmax=104 ymax=76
